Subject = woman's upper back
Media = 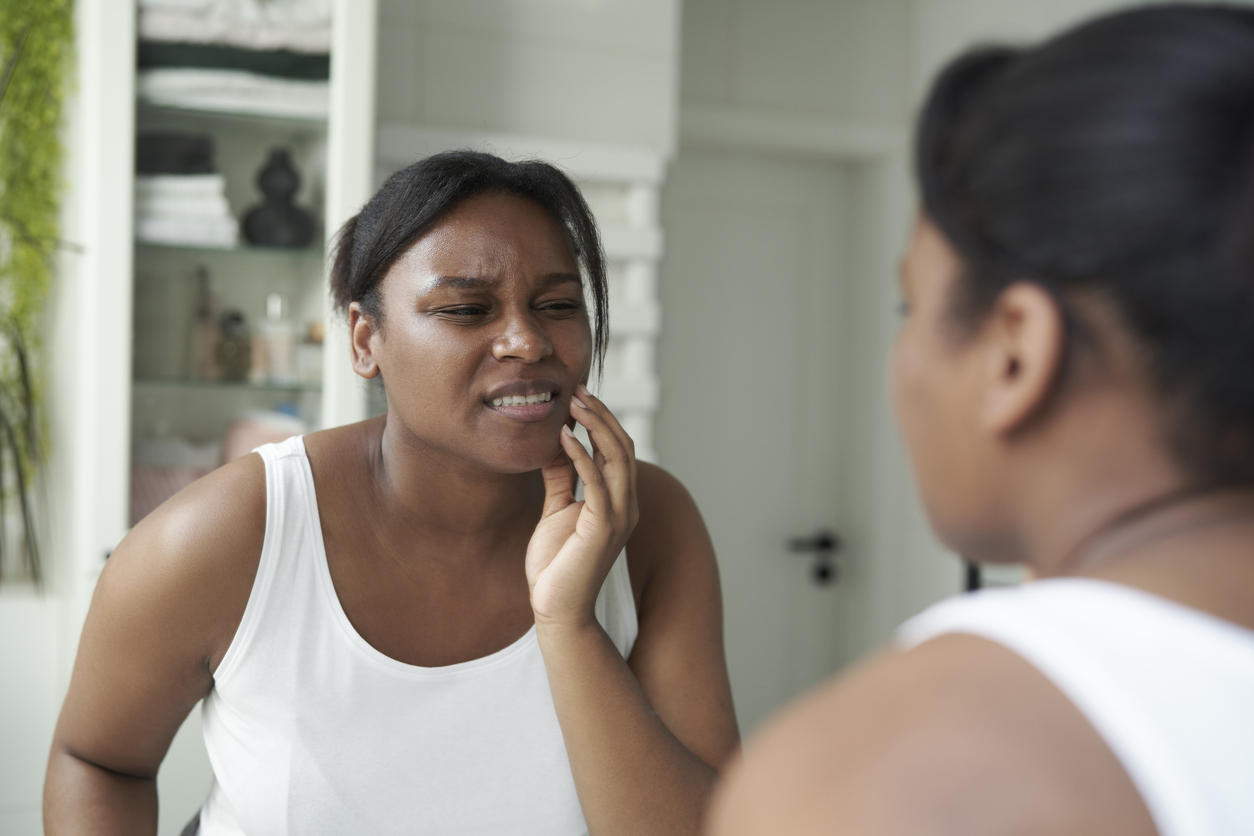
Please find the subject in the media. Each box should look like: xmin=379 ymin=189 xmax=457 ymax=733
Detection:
xmin=900 ymin=579 xmax=1254 ymax=836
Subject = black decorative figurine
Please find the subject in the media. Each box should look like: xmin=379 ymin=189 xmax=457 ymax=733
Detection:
xmin=242 ymin=148 xmax=316 ymax=248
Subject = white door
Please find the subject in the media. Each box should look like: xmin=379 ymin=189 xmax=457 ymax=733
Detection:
xmin=657 ymin=148 xmax=952 ymax=734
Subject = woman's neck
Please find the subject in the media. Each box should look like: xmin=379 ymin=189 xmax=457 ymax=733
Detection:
xmin=1065 ymin=488 xmax=1254 ymax=629
xmin=368 ymin=416 xmax=544 ymax=551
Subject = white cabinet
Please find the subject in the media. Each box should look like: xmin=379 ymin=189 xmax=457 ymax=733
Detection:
xmin=45 ymin=4 xmax=376 ymax=831
xmin=50 ymin=0 xmax=376 ymax=753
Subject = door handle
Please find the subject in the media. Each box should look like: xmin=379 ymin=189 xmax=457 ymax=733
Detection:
xmin=787 ymin=529 xmax=842 ymax=585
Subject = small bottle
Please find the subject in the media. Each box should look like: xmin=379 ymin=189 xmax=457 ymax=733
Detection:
xmin=216 ymin=310 xmax=252 ymax=381
xmin=262 ymin=292 xmax=297 ymax=385
xmin=190 ymin=266 xmax=221 ymax=380
xmin=297 ymin=319 xmax=324 ymax=384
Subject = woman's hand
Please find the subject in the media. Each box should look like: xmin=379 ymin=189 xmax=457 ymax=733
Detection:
xmin=526 ymin=383 xmax=639 ymax=629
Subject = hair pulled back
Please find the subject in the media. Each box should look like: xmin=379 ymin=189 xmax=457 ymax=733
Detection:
xmin=331 ymin=150 xmax=609 ymax=367
xmin=917 ymin=4 xmax=1254 ymax=484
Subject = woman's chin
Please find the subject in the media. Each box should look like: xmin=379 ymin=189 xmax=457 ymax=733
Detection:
xmin=487 ymin=435 xmax=567 ymax=475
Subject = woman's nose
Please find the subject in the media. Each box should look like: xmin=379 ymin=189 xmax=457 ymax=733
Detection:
xmin=491 ymin=314 xmax=553 ymax=363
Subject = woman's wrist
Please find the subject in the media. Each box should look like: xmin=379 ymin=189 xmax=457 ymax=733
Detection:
xmin=533 ymin=611 xmax=606 ymax=647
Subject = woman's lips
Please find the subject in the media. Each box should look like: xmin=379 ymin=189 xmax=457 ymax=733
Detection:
xmin=485 ymin=391 xmax=560 ymax=423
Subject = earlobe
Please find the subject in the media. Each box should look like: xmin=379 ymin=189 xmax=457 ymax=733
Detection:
xmin=349 ymin=302 xmax=381 ymax=380
xmin=978 ymin=282 xmax=1066 ymax=435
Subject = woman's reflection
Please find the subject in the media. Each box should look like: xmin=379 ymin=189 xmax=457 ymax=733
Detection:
xmin=710 ymin=6 xmax=1254 ymax=835
xmin=45 ymin=152 xmax=739 ymax=835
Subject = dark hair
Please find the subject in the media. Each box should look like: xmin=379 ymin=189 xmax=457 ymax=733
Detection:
xmin=331 ymin=150 xmax=609 ymax=367
xmin=917 ymin=4 xmax=1254 ymax=484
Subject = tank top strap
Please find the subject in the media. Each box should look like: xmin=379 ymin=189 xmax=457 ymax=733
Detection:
xmin=212 ymin=435 xmax=320 ymax=688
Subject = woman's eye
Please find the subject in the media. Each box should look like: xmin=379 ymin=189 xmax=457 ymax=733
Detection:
xmin=440 ymin=305 xmax=488 ymax=317
xmin=540 ymin=301 xmax=582 ymax=314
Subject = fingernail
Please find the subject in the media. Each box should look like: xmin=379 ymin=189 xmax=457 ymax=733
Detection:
xmin=571 ymin=396 xmax=587 ymax=409
xmin=562 ymin=425 xmax=575 ymax=437
xmin=576 ymin=383 xmax=590 ymax=396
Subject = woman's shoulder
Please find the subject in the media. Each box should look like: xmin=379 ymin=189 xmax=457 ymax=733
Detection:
xmin=105 ymin=451 xmax=269 ymax=672
xmin=709 ymin=633 xmax=1156 ymax=836
xmin=626 ymin=462 xmax=717 ymax=610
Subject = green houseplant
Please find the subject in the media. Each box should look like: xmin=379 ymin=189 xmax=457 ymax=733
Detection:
xmin=0 ymin=0 xmax=73 ymax=584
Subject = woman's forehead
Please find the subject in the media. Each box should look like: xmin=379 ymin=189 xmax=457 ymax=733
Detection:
xmin=386 ymin=207 xmax=579 ymax=291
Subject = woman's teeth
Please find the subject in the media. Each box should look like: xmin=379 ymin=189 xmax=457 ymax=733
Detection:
xmin=492 ymin=392 xmax=552 ymax=407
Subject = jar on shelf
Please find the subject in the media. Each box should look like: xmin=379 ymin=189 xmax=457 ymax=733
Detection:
xmin=216 ymin=310 xmax=252 ymax=381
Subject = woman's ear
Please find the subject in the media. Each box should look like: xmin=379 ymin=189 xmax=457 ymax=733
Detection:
xmin=978 ymin=282 xmax=1066 ymax=436
xmin=349 ymin=302 xmax=381 ymax=380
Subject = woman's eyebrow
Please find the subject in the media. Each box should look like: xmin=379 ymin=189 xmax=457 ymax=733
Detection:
xmin=542 ymin=273 xmax=583 ymax=287
xmin=427 ymin=273 xmax=582 ymax=290
xmin=429 ymin=275 xmax=494 ymax=290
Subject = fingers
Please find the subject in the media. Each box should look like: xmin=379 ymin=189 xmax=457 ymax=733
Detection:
xmin=569 ymin=384 xmax=637 ymax=501
xmin=559 ymin=424 xmax=611 ymax=522
xmin=539 ymin=447 xmax=576 ymax=519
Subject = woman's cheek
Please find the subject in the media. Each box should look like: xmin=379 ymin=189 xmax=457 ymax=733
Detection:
xmin=892 ymin=329 xmax=947 ymax=504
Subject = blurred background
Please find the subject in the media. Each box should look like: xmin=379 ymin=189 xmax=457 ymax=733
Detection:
xmin=0 ymin=1 xmax=1240 ymax=833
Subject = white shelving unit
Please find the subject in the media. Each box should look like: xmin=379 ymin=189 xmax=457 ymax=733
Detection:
xmin=54 ymin=0 xmax=377 ymax=669
xmin=44 ymin=5 xmax=378 ymax=831
xmin=375 ymin=126 xmax=668 ymax=462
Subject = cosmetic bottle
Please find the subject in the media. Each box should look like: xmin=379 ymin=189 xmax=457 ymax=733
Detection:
xmin=190 ymin=266 xmax=221 ymax=380
xmin=216 ymin=310 xmax=252 ymax=381
xmin=262 ymin=292 xmax=297 ymax=385
xmin=297 ymin=319 xmax=324 ymax=384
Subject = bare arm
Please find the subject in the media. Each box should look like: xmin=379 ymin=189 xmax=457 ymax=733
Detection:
xmin=44 ymin=455 xmax=265 ymax=834
xmin=527 ymin=386 xmax=739 ymax=835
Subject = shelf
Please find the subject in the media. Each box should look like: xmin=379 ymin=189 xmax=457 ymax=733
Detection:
xmin=134 ymin=377 xmax=322 ymax=393
xmin=137 ymin=100 xmax=328 ymax=128
xmin=136 ymin=241 xmax=325 ymax=260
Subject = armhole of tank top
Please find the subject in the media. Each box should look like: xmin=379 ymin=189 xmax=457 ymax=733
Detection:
xmin=896 ymin=589 xmax=1194 ymax=836
xmin=210 ymin=442 xmax=287 ymax=688
xmin=603 ymin=548 xmax=639 ymax=659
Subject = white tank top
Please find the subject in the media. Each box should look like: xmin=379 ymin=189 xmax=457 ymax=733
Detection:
xmin=898 ymin=578 xmax=1254 ymax=836
xmin=197 ymin=436 xmax=638 ymax=836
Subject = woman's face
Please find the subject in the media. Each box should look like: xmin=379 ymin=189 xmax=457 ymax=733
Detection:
xmin=362 ymin=191 xmax=592 ymax=474
xmin=891 ymin=216 xmax=1011 ymax=557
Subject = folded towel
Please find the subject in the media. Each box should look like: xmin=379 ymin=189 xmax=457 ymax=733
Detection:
xmin=137 ymin=131 xmax=218 ymax=175
xmin=137 ymin=68 xmax=329 ymax=120
xmin=138 ymin=42 xmax=330 ymax=80
xmin=136 ymin=194 xmax=233 ymax=219
xmin=136 ymin=173 xmax=229 ymax=199
xmin=136 ymin=215 xmax=239 ymax=249
xmin=138 ymin=0 xmax=332 ymax=54
xmin=138 ymin=0 xmax=331 ymax=25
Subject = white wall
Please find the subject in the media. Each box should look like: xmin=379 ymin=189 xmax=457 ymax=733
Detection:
xmin=681 ymin=0 xmax=914 ymax=125
xmin=376 ymin=0 xmax=681 ymax=154
xmin=659 ymin=0 xmax=1231 ymax=675
xmin=660 ymin=0 xmax=945 ymax=682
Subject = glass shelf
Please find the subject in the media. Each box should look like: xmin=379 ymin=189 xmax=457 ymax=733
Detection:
xmin=133 ymin=377 xmax=322 ymax=393
xmin=136 ymin=241 xmax=325 ymax=260
xmin=137 ymin=100 xmax=328 ymax=128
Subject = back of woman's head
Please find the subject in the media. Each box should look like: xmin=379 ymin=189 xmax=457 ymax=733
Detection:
xmin=917 ymin=4 xmax=1254 ymax=484
xmin=331 ymin=150 xmax=608 ymax=365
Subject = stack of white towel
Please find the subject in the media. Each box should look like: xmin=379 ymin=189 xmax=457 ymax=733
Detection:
xmin=135 ymin=173 xmax=239 ymax=249
xmin=137 ymin=0 xmax=332 ymax=120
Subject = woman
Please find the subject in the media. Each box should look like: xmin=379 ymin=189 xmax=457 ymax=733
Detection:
xmin=711 ymin=6 xmax=1254 ymax=836
xmin=45 ymin=152 xmax=739 ymax=834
